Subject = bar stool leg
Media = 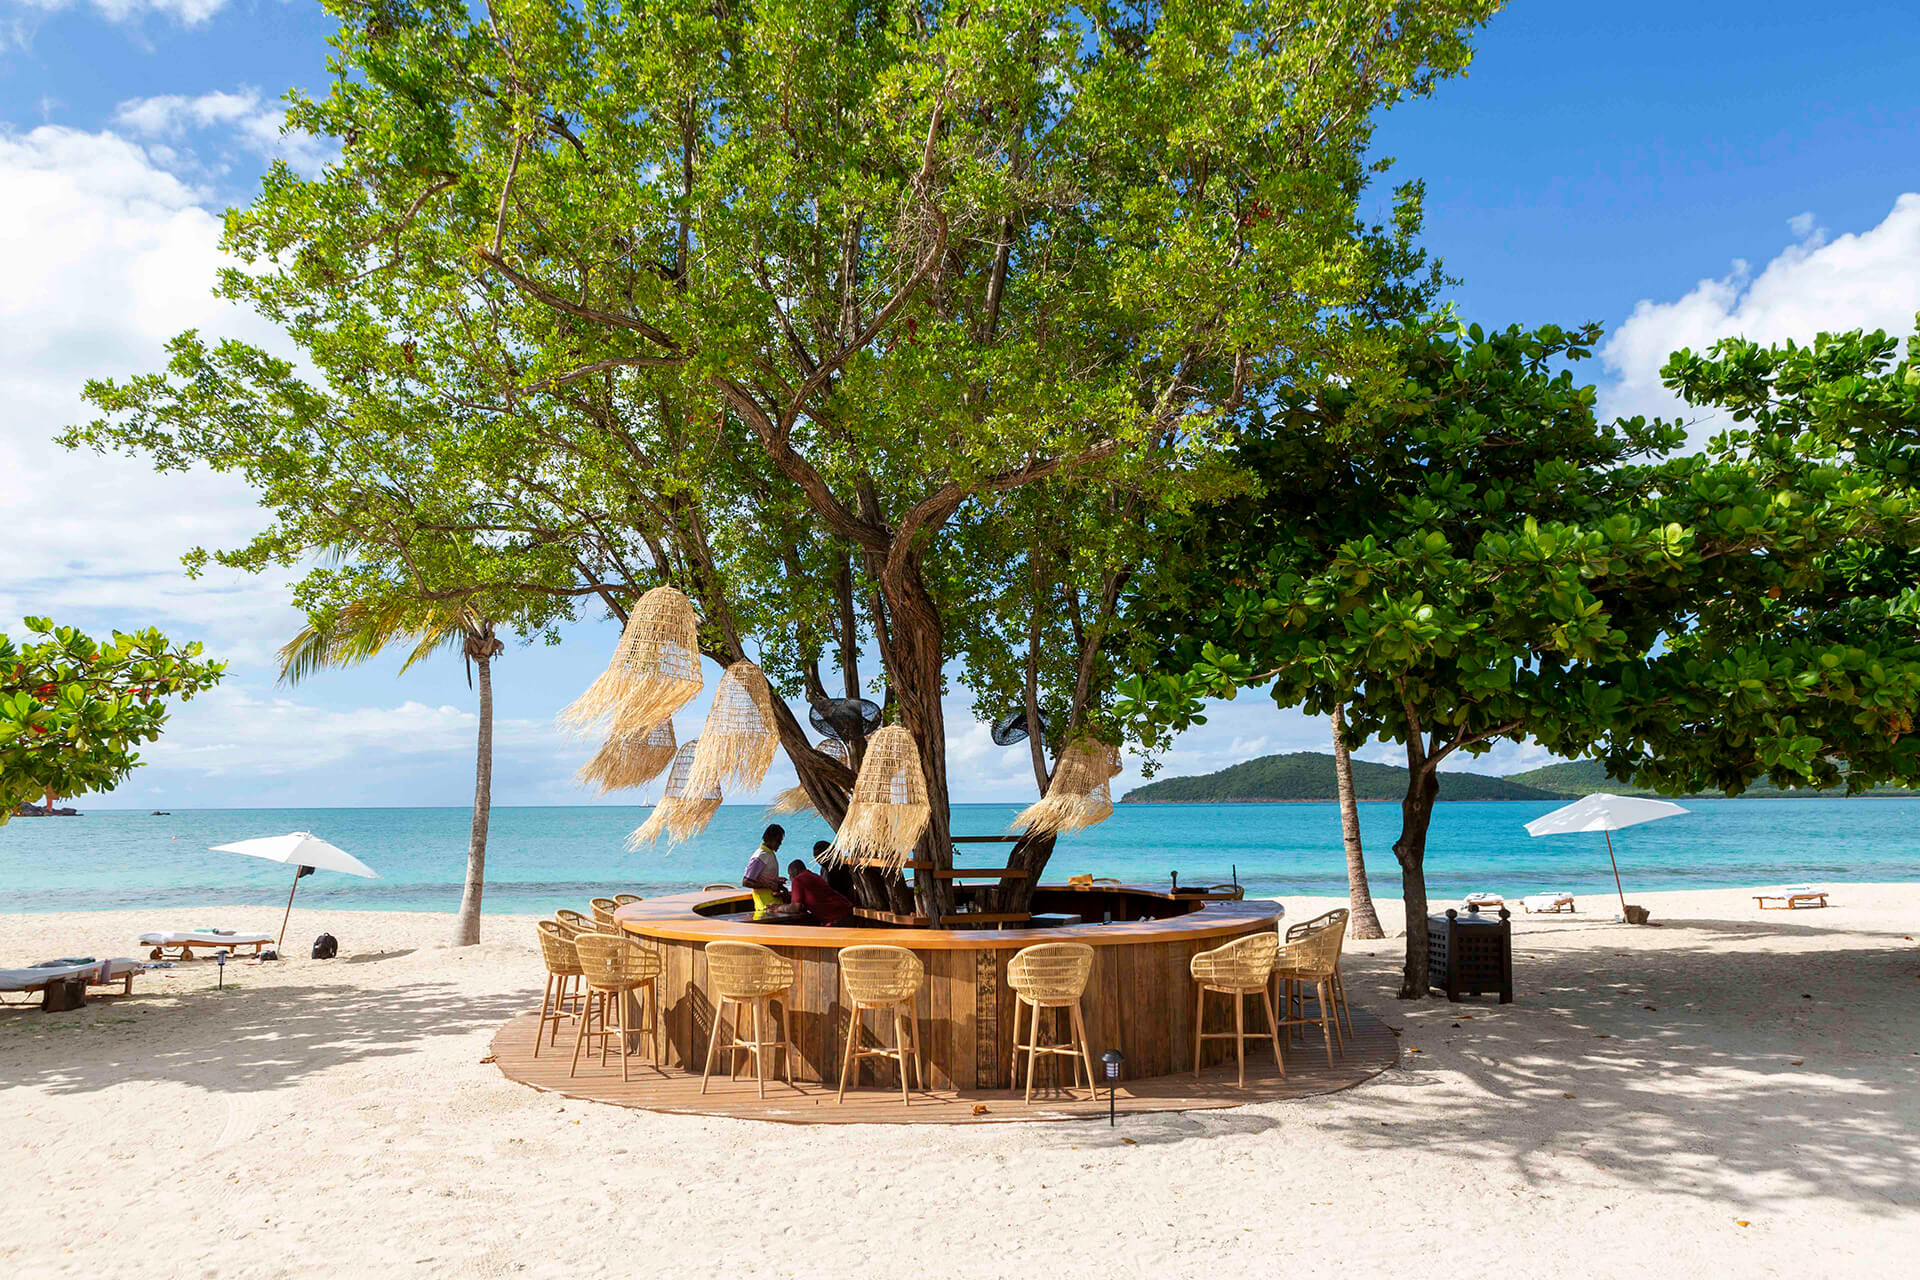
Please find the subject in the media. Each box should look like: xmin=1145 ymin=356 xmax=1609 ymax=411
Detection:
xmin=615 ymin=984 xmax=632 ymax=1083
xmin=533 ymin=974 xmax=554 ymax=1058
xmin=837 ymin=1004 xmax=860 ymax=1102
xmin=569 ymin=987 xmax=594 ymax=1079
xmin=1318 ymin=979 xmax=1336 ymax=1067
xmin=780 ymin=995 xmax=794 ymax=1085
xmin=752 ymin=1000 xmax=767 ymax=1099
xmin=1009 ymin=998 xmax=1026 ymax=1088
xmin=894 ymin=1007 xmax=911 ymax=1105
xmin=1261 ymin=982 xmax=1286 ymax=1079
xmin=1233 ymin=989 xmax=1247 ymax=1088
xmin=700 ymin=996 xmax=726 ymax=1094
xmin=907 ymin=1002 xmax=924 ymax=1089
xmin=1070 ymin=1002 xmax=1095 ymax=1098
xmin=1023 ymin=1002 xmax=1040 ymax=1104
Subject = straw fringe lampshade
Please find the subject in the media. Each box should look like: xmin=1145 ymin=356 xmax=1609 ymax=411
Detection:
xmin=829 ymin=725 xmax=930 ymax=871
xmin=559 ymin=586 xmax=703 ymax=736
xmin=628 ymin=738 xmax=724 ymax=848
xmin=1011 ymin=737 xmax=1121 ymax=837
xmin=576 ymin=719 xmax=676 ymax=793
xmin=689 ymin=661 xmax=780 ymax=794
xmin=767 ymin=739 xmax=850 ymax=815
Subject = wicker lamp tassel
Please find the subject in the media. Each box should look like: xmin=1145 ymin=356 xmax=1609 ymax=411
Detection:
xmin=628 ymin=739 xmax=724 ymax=848
xmin=577 ymin=719 xmax=676 ymax=792
xmin=828 ymin=725 xmax=930 ymax=871
xmin=688 ymin=661 xmax=781 ymax=794
xmin=1011 ymin=737 xmax=1121 ymax=837
xmin=767 ymin=739 xmax=850 ymax=816
xmin=559 ymin=586 xmax=703 ymax=737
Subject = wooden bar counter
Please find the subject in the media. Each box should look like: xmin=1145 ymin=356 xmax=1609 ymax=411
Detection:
xmin=614 ymin=886 xmax=1280 ymax=1090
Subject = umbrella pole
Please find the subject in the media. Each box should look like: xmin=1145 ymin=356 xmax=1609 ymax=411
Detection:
xmin=278 ymin=870 xmax=301 ymax=952
xmin=1605 ymin=829 xmax=1630 ymax=919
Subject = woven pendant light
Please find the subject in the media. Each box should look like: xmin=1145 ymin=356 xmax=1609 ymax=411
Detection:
xmin=688 ymin=661 xmax=780 ymax=794
xmin=1011 ymin=737 xmax=1121 ymax=837
xmin=767 ymin=738 xmax=850 ymax=815
xmin=576 ymin=719 xmax=676 ymax=793
xmin=828 ymin=725 xmax=930 ymax=870
xmin=559 ymin=586 xmax=702 ymax=736
xmin=627 ymin=738 xmax=723 ymax=849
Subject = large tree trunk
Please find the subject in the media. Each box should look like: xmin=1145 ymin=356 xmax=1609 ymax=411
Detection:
xmin=1331 ymin=706 xmax=1386 ymax=940
xmin=878 ymin=552 xmax=955 ymax=921
xmin=1391 ymin=736 xmax=1440 ymax=998
xmin=452 ymin=642 xmax=495 ymax=946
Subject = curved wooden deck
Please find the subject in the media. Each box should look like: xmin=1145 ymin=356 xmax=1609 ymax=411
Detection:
xmin=488 ymin=1004 xmax=1397 ymax=1125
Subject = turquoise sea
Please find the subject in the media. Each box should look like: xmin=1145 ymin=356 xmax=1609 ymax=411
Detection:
xmin=2 ymin=798 xmax=1916 ymax=916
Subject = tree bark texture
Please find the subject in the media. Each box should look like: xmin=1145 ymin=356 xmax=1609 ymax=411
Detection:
xmin=1392 ymin=739 xmax=1441 ymax=998
xmin=452 ymin=638 xmax=499 ymax=946
xmin=1331 ymin=706 xmax=1387 ymax=940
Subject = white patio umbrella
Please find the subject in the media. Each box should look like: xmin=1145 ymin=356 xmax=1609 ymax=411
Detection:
xmin=1524 ymin=793 xmax=1687 ymax=919
xmin=210 ymin=832 xmax=380 ymax=950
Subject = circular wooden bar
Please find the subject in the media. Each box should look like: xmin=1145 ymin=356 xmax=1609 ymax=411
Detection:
xmin=614 ymin=886 xmax=1280 ymax=1091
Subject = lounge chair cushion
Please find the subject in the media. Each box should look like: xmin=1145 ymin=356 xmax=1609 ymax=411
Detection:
xmin=138 ymin=930 xmax=274 ymax=947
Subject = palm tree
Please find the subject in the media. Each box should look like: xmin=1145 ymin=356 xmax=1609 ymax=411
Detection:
xmin=280 ymin=598 xmax=505 ymax=946
xmin=1331 ymin=704 xmax=1386 ymax=940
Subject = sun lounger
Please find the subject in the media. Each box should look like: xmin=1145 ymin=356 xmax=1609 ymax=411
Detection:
xmin=1 ymin=958 xmax=147 ymax=1005
xmin=1753 ymin=887 xmax=1829 ymax=910
xmin=138 ymin=930 xmax=275 ymax=960
xmin=1462 ymin=892 xmax=1505 ymax=909
xmin=1521 ymin=892 xmax=1577 ymax=913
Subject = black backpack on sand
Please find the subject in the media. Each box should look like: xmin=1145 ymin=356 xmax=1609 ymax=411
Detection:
xmin=311 ymin=933 xmax=339 ymax=960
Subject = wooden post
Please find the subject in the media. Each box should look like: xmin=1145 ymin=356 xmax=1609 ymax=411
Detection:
xmin=1604 ymin=829 xmax=1630 ymax=918
xmin=277 ymin=869 xmax=302 ymax=951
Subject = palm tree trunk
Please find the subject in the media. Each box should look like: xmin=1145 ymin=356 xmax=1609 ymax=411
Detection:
xmin=1332 ymin=705 xmax=1386 ymax=940
xmin=453 ymin=644 xmax=494 ymax=946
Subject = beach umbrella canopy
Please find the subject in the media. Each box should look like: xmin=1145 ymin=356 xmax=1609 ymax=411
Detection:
xmin=210 ymin=832 xmax=379 ymax=949
xmin=1524 ymin=793 xmax=1686 ymax=919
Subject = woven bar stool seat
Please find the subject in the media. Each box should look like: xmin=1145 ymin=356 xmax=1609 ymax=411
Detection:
xmin=1286 ymin=909 xmax=1357 ymax=1041
xmin=612 ymin=893 xmax=643 ymax=907
xmin=553 ymin=908 xmax=594 ymax=939
xmin=1006 ymin=942 xmax=1097 ymax=1103
xmin=568 ymin=932 xmax=663 ymax=1083
xmin=1190 ymin=933 xmax=1284 ymax=1087
xmin=589 ymin=897 xmax=619 ymax=929
xmin=1273 ymin=911 xmax=1349 ymax=1068
xmin=533 ymin=920 xmax=585 ymax=1057
xmin=836 ymin=946 xmax=925 ymax=1105
xmin=702 ymin=942 xmax=795 ymax=1098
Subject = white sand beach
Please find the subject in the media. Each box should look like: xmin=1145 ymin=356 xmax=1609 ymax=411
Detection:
xmin=3 ymin=884 xmax=1916 ymax=1279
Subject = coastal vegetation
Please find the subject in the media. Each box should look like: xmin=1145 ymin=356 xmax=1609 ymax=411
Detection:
xmin=0 ymin=618 xmax=223 ymax=823
xmin=67 ymin=0 xmax=1501 ymax=919
xmin=1120 ymin=321 xmax=1920 ymax=995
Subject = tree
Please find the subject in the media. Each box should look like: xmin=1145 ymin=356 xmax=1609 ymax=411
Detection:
xmin=280 ymin=596 xmax=506 ymax=946
xmin=72 ymin=0 xmax=1500 ymax=917
xmin=1120 ymin=320 xmax=1920 ymax=996
xmin=1330 ymin=704 xmax=1386 ymax=939
xmin=0 ymin=618 xmax=223 ymax=822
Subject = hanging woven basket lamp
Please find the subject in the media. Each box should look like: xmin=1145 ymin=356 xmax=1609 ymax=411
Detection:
xmin=627 ymin=738 xmax=724 ymax=849
xmin=767 ymin=738 xmax=850 ymax=816
xmin=577 ymin=719 xmax=677 ymax=793
xmin=1011 ymin=736 xmax=1122 ymax=837
xmin=559 ymin=585 xmax=703 ymax=737
xmin=827 ymin=725 xmax=930 ymax=871
xmin=688 ymin=660 xmax=780 ymax=795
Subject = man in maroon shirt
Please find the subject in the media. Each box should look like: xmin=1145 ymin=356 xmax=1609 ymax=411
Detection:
xmin=786 ymin=858 xmax=854 ymax=926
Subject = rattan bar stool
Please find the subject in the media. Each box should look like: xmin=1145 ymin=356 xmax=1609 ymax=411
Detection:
xmin=835 ymin=945 xmax=925 ymax=1105
xmin=1287 ymin=909 xmax=1356 ymax=1040
xmin=1273 ymin=912 xmax=1348 ymax=1067
xmin=1006 ymin=942 xmax=1097 ymax=1103
xmin=1190 ymin=933 xmax=1284 ymax=1086
xmin=564 ymin=932 xmax=664 ymax=1082
xmin=702 ymin=941 xmax=795 ymax=1098
xmin=554 ymin=908 xmax=594 ymax=939
xmin=533 ymin=920 xmax=584 ymax=1057
xmin=612 ymin=893 xmax=643 ymax=907
xmin=589 ymin=897 xmax=619 ymax=928
xmin=701 ymin=883 xmax=735 ymax=892
xmin=568 ymin=932 xmax=663 ymax=1083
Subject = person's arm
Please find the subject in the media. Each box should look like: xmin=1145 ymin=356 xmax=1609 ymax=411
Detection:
xmin=742 ymin=856 xmax=786 ymax=893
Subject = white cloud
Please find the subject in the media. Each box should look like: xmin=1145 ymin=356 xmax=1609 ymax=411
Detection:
xmin=0 ymin=124 xmax=297 ymax=659
xmin=1600 ymin=194 xmax=1920 ymax=441
xmin=113 ymin=86 xmax=334 ymax=177
xmin=10 ymin=0 xmax=231 ymax=27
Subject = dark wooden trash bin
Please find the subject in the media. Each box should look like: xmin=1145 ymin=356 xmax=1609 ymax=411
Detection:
xmin=1427 ymin=907 xmax=1513 ymax=1003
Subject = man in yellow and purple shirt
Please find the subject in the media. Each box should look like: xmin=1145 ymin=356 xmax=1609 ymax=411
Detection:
xmin=742 ymin=824 xmax=788 ymax=920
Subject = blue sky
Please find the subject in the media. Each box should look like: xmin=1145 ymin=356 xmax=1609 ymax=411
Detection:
xmin=3 ymin=1 xmax=1918 ymax=810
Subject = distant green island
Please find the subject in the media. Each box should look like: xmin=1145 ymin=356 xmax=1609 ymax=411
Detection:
xmin=1118 ymin=753 xmax=1913 ymax=804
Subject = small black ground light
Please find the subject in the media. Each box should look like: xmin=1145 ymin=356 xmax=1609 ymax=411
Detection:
xmin=215 ymin=948 xmax=229 ymax=990
xmin=1102 ymin=1049 xmax=1125 ymax=1126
